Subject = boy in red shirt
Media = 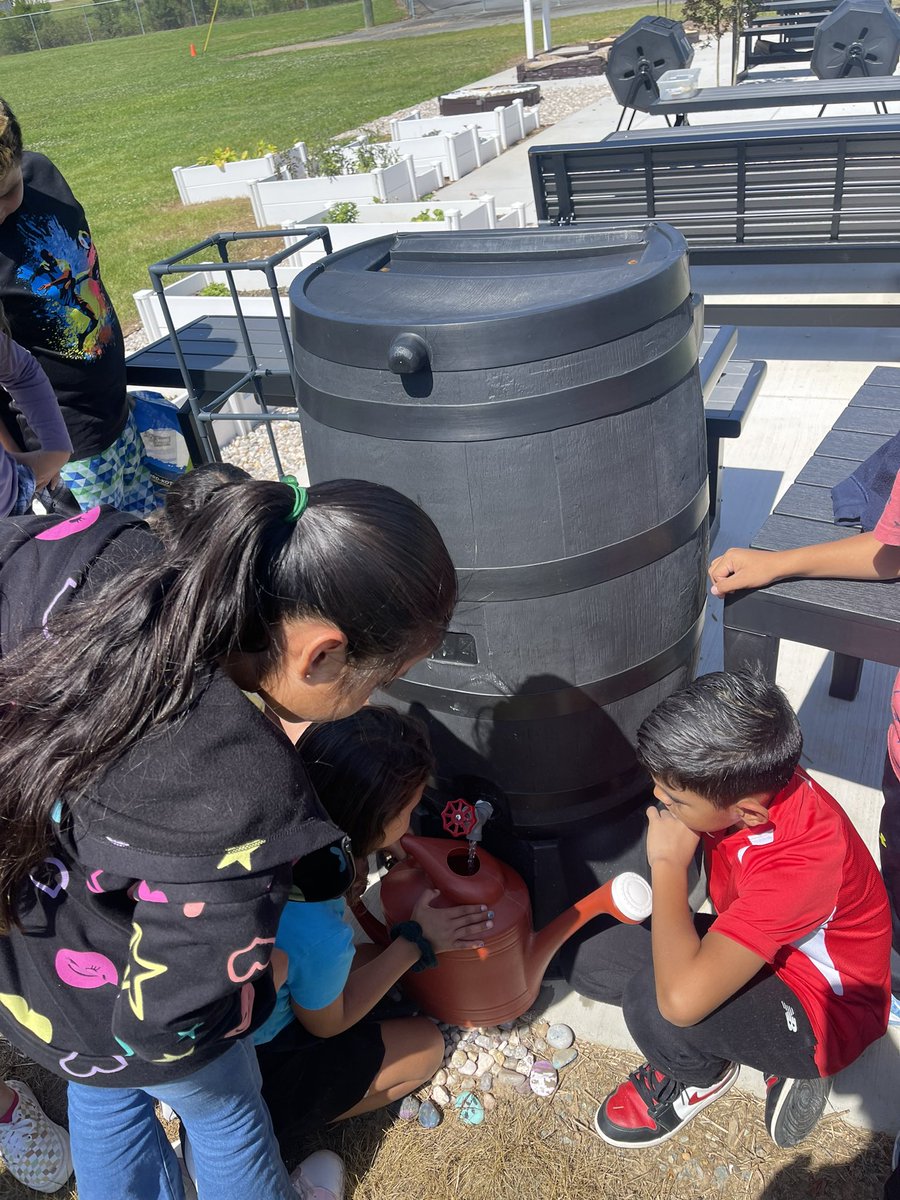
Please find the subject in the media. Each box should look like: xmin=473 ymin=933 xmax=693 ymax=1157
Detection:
xmin=576 ymin=671 xmax=890 ymax=1150
xmin=710 ymin=471 xmax=900 ymax=1004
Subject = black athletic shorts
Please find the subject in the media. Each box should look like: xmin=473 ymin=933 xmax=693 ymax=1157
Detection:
xmin=256 ymin=1018 xmax=386 ymax=1146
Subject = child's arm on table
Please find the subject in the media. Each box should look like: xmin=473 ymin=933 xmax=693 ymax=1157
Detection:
xmin=292 ymin=892 xmax=490 ymax=1039
xmin=646 ymin=808 xmax=766 ymax=1028
xmin=710 ymin=534 xmax=900 ymax=597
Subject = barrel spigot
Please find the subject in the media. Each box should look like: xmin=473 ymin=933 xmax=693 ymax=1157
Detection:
xmin=470 ymin=800 xmax=494 ymax=845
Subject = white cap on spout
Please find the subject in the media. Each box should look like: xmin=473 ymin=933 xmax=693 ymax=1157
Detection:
xmin=610 ymin=872 xmax=653 ymax=922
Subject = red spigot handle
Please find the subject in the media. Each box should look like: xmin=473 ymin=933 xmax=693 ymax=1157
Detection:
xmin=441 ymin=798 xmax=477 ymax=839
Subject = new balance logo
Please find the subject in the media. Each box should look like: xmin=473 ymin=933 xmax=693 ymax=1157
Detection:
xmin=781 ymin=1000 xmax=798 ymax=1033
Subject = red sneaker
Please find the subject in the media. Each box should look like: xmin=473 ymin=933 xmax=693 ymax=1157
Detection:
xmin=594 ymin=1061 xmax=740 ymax=1148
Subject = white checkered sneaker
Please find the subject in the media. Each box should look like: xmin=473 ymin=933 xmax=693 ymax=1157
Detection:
xmin=0 ymin=1079 xmax=73 ymax=1193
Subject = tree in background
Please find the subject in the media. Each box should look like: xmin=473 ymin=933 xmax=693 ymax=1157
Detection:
xmin=682 ymin=0 xmax=760 ymax=83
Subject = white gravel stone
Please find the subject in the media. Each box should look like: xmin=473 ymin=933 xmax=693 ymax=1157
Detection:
xmin=547 ymin=1024 xmax=575 ymax=1050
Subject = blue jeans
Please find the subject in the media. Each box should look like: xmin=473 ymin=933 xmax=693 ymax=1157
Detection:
xmin=67 ymin=1039 xmax=296 ymax=1200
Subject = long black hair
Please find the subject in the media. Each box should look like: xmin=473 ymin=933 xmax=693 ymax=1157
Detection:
xmin=0 ymin=477 xmax=456 ymax=928
xmin=299 ymin=706 xmax=434 ymax=858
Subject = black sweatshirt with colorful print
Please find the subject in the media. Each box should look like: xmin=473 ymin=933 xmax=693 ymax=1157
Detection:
xmin=0 ymin=508 xmax=344 ymax=1085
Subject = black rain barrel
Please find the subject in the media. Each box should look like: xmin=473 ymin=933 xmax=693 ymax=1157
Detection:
xmin=290 ymin=224 xmax=708 ymax=928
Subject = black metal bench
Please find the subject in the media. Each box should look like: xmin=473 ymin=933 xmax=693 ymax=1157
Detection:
xmin=530 ymin=117 xmax=900 ymax=275
xmin=740 ymin=18 xmax=819 ymax=73
xmin=723 ymin=365 xmax=900 ymax=699
xmin=649 ymin=75 xmax=900 ymax=123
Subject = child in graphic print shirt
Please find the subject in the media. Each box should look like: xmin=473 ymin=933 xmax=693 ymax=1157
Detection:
xmin=0 ymin=97 xmax=154 ymax=514
xmin=562 ymin=671 xmax=890 ymax=1152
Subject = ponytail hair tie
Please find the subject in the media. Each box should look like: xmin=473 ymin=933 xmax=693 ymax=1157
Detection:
xmin=280 ymin=475 xmax=309 ymax=523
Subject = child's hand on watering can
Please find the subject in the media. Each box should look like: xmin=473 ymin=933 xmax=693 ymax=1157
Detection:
xmin=411 ymin=889 xmax=494 ymax=953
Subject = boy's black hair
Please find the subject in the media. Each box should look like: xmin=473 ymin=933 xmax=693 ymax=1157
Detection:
xmin=636 ymin=670 xmax=802 ymax=808
xmin=298 ymin=706 xmax=434 ymax=857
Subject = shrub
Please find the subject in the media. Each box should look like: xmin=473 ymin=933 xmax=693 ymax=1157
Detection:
xmin=324 ymin=201 xmax=358 ymax=223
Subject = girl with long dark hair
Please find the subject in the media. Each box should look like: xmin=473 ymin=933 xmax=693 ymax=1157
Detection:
xmin=0 ymin=474 xmax=464 ymax=1199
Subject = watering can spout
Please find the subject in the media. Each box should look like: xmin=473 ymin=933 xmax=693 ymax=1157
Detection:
xmin=529 ymin=872 xmax=653 ymax=981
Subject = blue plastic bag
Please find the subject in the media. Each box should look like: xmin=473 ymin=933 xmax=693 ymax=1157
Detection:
xmin=131 ymin=391 xmax=191 ymax=501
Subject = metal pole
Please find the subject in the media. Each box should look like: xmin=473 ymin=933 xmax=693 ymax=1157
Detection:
xmin=134 ymin=0 xmax=145 ymax=35
xmin=83 ymin=9 xmax=93 ymax=39
xmin=188 ymin=0 xmax=198 ymax=24
xmin=362 ymin=0 xmax=373 ymax=26
xmin=247 ymin=0 xmax=254 ymax=15
xmin=540 ymin=0 xmax=550 ymax=51
xmin=29 ymin=13 xmax=41 ymax=49
xmin=523 ymin=0 xmax=534 ymax=61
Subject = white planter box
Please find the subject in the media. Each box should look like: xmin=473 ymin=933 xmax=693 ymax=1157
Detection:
xmin=373 ymin=128 xmax=504 ymax=183
xmin=391 ymin=99 xmax=540 ymax=153
xmin=132 ymin=266 xmax=297 ymax=342
xmin=248 ymin=157 xmax=435 ymax=227
xmin=172 ymin=155 xmax=278 ymax=205
xmin=281 ymin=198 xmax=529 ymax=267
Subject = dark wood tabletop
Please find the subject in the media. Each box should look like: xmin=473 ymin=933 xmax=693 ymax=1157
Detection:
xmin=125 ymin=314 xmax=296 ymax=404
xmin=723 ymin=366 xmax=900 ymax=698
xmin=650 ymin=75 xmax=900 ymax=117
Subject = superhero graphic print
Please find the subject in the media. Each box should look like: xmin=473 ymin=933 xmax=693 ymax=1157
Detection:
xmin=15 ymin=216 xmax=117 ymax=360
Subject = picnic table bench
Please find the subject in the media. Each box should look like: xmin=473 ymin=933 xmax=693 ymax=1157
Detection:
xmin=723 ymin=365 xmax=900 ymax=699
xmin=530 ymin=117 xmax=900 ymax=279
xmin=124 ymin=312 xmax=764 ymax=536
xmin=740 ymin=19 xmax=819 ymax=72
xmin=649 ymin=74 xmax=900 ymax=122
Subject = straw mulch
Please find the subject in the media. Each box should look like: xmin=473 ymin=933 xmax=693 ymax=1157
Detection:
xmin=302 ymin=1041 xmax=892 ymax=1200
xmin=0 ymin=1037 xmax=891 ymax=1199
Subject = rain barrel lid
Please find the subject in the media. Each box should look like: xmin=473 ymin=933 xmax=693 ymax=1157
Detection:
xmin=290 ymin=223 xmax=690 ymax=372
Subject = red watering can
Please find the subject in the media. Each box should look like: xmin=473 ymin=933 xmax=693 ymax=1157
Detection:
xmin=354 ymin=800 xmax=652 ymax=1027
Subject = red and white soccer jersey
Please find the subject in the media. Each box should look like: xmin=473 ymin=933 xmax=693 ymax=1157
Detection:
xmin=705 ymin=769 xmax=890 ymax=1076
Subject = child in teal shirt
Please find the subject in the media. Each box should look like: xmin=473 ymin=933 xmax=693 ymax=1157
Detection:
xmin=254 ymin=706 xmax=492 ymax=1146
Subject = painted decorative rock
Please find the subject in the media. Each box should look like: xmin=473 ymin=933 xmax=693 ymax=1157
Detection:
xmin=418 ymin=1100 xmax=442 ymax=1129
xmin=455 ymin=1091 xmax=485 ymax=1126
xmin=546 ymin=1024 xmax=575 ymax=1050
xmin=529 ymin=1060 xmax=559 ymax=1098
xmin=551 ymin=1047 xmax=578 ymax=1071
xmin=399 ymin=1096 xmax=421 ymax=1121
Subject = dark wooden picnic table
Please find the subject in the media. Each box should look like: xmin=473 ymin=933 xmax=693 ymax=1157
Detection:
xmin=723 ymin=366 xmax=900 ymax=700
xmin=650 ymin=74 xmax=900 ymax=120
xmin=125 ymin=313 xmax=295 ymax=465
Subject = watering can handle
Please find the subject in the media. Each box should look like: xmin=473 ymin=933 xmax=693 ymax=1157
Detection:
xmin=351 ymin=899 xmax=391 ymax=947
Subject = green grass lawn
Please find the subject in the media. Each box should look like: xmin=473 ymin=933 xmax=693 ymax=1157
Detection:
xmin=1 ymin=1 xmax=658 ymax=328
